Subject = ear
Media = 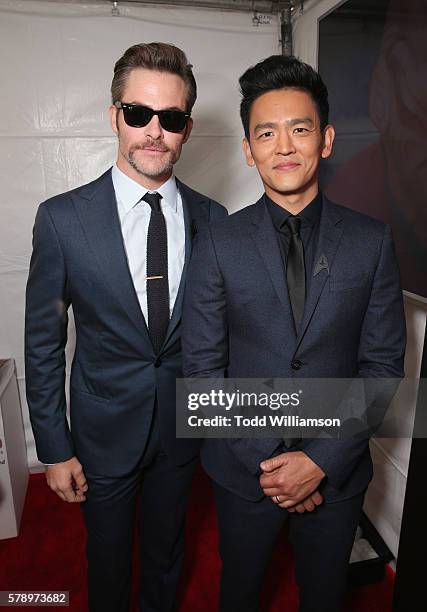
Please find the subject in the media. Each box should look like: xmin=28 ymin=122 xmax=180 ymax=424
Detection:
xmin=182 ymin=117 xmax=193 ymax=144
xmin=321 ymin=124 xmax=335 ymax=159
xmin=109 ymin=104 xmax=119 ymax=135
xmin=243 ymin=137 xmax=255 ymax=167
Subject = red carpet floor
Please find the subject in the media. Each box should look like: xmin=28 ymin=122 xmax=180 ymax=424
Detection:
xmin=0 ymin=468 xmax=394 ymax=611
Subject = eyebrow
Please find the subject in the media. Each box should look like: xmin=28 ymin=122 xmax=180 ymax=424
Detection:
xmin=288 ymin=117 xmax=315 ymax=127
xmin=253 ymin=117 xmax=315 ymax=133
xmin=128 ymin=102 xmax=186 ymax=112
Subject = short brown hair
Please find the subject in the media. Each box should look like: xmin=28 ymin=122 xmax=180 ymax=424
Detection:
xmin=111 ymin=42 xmax=197 ymax=113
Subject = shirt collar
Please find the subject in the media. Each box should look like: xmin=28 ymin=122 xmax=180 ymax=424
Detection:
xmin=112 ymin=164 xmax=178 ymax=213
xmin=265 ymin=191 xmax=323 ymax=232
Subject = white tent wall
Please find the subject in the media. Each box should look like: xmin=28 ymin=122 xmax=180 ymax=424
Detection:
xmin=0 ymin=0 xmax=279 ymax=468
xmin=292 ymin=0 xmax=427 ymax=559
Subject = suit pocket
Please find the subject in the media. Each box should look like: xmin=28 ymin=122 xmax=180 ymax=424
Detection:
xmin=329 ymin=274 xmax=367 ymax=292
xmin=70 ymin=386 xmax=110 ymax=403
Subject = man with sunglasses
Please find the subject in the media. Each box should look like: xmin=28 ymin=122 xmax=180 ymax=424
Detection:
xmin=25 ymin=42 xmax=226 ymax=612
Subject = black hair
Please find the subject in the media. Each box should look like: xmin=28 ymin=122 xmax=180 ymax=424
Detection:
xmin=239 ymin=55 xmax=329 ymax=139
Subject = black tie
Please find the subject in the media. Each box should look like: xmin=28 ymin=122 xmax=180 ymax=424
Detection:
xmin=285 ymin=215 xmax=306 ymax=332
xmin=143 ymin=192 xmax=169 ymax=354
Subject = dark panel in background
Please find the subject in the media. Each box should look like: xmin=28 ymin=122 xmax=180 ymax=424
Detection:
xmin=318 ymin=2 xmax=427 ymax=609
xmin=392 ymin=332 xmax=427 ymax=612
xmin=318 ymin=0 xmax=427 ymax=298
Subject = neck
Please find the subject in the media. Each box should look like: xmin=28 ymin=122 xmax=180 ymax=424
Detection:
xmin=116 ymin=158 xmax=172 ymax=191
xmin=265 ymin=181 xmax=319 ymax=215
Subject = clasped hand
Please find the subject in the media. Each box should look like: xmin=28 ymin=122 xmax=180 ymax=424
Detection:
xmin=259 ymin=451 xmax=325 ymax=513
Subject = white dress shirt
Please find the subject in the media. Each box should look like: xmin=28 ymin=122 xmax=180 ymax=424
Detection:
xmin=112 ymin=164 xmax=186 ymax=324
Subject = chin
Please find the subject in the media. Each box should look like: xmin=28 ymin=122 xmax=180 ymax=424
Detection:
xmin=147 ymin=164 xmax=173 ymax=178
xmin=142 ymin=157 xmax=175 ymax=176
xmin=128 ymin=159 xmax=169 ymax=179
xmin=271 ymin=182 xmax=302 ymax=195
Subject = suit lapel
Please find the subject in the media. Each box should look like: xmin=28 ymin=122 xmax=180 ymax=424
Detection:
xmin=162 ymin=179 xmax=210 ymax=349
xmin=72 ymin=169 xmax=151 ymax=346
xmin=295 ymin=196 xmax=344 ymax=349
xmin=249 ymin=198 xmax=296 ymax=338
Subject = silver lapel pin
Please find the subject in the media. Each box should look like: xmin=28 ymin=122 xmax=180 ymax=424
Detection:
xmin=313 ymin=254 xmax=329 ymax=276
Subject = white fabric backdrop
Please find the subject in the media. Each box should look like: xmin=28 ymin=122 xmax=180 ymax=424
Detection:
xmin=292 ymin=0 xmax=427 ymax=558
xmin=0 ymin=0 xmax=279 ymax=467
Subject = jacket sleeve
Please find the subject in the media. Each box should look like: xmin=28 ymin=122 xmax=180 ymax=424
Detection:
xmin=303 ymin=224 xmax=406 ymax=489
xmin=25 ymin=202 xmax=74 ymax=464
xmin=182 ymin=223 xmax=228 ymax=378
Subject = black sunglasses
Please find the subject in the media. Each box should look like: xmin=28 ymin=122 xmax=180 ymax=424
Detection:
xmin=114 ymin=101 xmax=190 ymax=133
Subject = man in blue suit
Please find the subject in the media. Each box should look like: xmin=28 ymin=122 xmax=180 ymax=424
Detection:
xmin=25 ymin=43 xmax=226 ymax=612
xmin=182 ymin=55 xmax=405 ymax=611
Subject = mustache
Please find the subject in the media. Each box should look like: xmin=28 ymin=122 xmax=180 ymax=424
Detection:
xmin=131 ymin=141 xmax=169 ymax=153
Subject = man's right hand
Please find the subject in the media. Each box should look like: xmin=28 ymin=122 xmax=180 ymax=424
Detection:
xmin=285 ymin=490 xmax=323 ymax=514
xmin=45 ymin=456 xmax=88 ymax=503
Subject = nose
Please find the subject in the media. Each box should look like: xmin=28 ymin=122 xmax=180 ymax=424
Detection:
xmin=276 ymin=127 xmax=295 ymax=155
xmin=144 ymin=113 xmax=163 ymax=139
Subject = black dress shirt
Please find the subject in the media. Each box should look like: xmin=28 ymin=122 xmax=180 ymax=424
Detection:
xmin=265 ymin=191 xmax=323 ymax=294
xmin=265 ymin=192 xmax=323 ymax=453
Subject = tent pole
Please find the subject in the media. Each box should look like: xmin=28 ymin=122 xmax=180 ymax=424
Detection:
xmin=279 ymin=2 xmax=293 ymax=55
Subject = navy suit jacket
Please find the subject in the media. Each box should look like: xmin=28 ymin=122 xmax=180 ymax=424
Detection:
xmin=182 ymin=194 xmax=406 ymax=502
xmin=25 ymin=168 xmax=226 ymax=476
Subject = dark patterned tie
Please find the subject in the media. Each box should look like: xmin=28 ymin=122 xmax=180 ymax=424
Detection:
xmin=285 ymin=215 xmax=306 ymax=332
xmin=143 ymin=192 xmax=169 ymax=354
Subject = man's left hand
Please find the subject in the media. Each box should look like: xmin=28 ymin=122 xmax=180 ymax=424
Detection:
xmin=259 ymin=451 xmax=325 ymax=508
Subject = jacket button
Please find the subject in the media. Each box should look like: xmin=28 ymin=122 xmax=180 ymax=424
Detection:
xmin=154 ymin=358 xmax=162 ymax=368
xmin=291 ymin=359 xmax=302 ymax=370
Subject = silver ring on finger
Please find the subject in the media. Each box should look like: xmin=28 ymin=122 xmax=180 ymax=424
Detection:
xmin=275 ymin=495 xmax=281 ymax=504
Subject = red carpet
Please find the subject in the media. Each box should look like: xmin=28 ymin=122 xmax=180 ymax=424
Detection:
xmin=0 ymin=468 xmax=394 ymax=611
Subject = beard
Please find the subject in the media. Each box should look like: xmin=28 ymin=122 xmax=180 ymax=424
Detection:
xmin=123 ymin=139 xmax=180 ymax=179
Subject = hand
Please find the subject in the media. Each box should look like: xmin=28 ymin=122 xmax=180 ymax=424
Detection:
xmin=281 ymin=489 xmax=323 ymax=513
xmin=45 ymin=456 xmax=88 ymax=503
xmin=259 ymin=451 xmax=325 ymax=509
